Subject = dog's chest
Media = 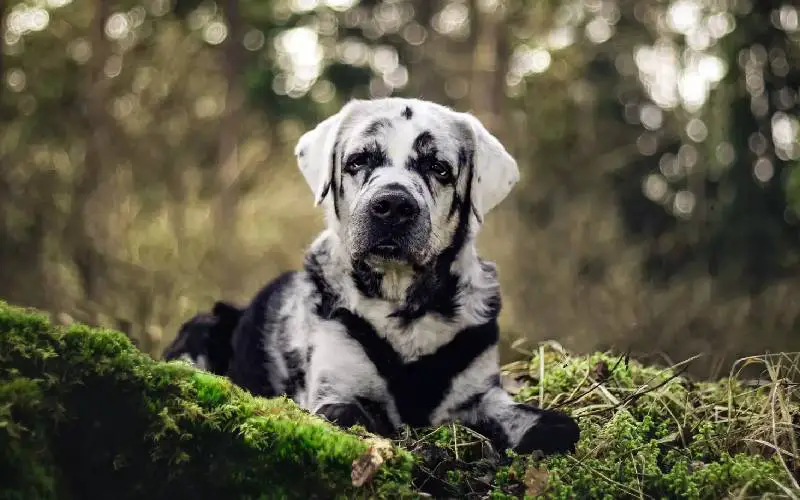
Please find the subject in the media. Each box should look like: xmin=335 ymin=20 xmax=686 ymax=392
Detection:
xmin=357 ymin=300 xmax=459 ymax=362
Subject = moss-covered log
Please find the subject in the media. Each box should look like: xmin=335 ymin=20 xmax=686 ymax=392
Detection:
xmin=2 ymin=299 xmax=799 ymax=499
xmin=0 ymin=301 xmax=415 ymax=500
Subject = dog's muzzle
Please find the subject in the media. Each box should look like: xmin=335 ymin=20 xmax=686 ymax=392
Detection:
xmin=363 ymin=187 xmax=423 ymax=259
xmin=369 ymin=188 xmax=420 ymax=229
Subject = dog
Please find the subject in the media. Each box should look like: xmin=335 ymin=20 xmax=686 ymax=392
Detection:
xmin=226 ymin=98 xmax=580 ymax=454
xmin=162 ymin=300 xmax=243 ymax=375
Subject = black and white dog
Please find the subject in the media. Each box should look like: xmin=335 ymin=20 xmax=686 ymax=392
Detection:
xmin=162 ymin=301 xmax=243 ymax=375
xmin=226 ymin=98 xmax=580 ymax=454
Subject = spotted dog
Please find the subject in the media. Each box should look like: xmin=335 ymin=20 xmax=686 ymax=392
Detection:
xmin=226 ymin=98 xmax=580 ymax=454
xmin=162 ymin=301 xmax=243 ymax=375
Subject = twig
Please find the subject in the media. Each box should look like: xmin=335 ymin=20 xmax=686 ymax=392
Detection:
xmin=552 ymin=352 xmax=628 ymax=409
xmin=539 ymin=344 xmax=545 ymax=407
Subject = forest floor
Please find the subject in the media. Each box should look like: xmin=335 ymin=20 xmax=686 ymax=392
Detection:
xmin=1 ymin=300 xmax=798 ymax=499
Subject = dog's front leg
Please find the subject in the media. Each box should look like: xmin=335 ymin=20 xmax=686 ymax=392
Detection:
xmin=307 ymin=374 xmax=396 ymax=437
xmin=316 ymin=398 xmax=394 ymax=436
xmin=457 ymin=386 xmax=580 ymax=455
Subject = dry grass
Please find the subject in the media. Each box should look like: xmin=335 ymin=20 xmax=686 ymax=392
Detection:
xmin=396 ymin=341 xmax=800 ymax=499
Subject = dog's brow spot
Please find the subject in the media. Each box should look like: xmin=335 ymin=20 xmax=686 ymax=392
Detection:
xmin=412 ymin=131 xmax=435 ymax=155
xmin=401 ymin=106 xmax=413 ymax=119
xmin=364 ymin=118 xmax=392 ymax=136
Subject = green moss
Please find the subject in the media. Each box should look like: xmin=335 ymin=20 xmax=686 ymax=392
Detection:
xmin=496 ymin=347 xmax=799 ymax=499
xmin=0 ymin=301 xmax=416 ymax=500
xmin=2 ymin=300 xmax=798 ymax=499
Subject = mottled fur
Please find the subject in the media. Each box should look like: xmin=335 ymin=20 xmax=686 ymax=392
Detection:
xmin=226 ymin=98 xmax=579 ymax=455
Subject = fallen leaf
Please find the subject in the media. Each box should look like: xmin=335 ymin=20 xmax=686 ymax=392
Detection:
xmin=351 ymin=440 xmax=394 ymax=487
xmin=524 ymin=466 xmax=550 ymax=497
xmin=689 ymin=461 xmax=707 ymax=473
xmin=591 ymin=360 xmax=611 ymax=383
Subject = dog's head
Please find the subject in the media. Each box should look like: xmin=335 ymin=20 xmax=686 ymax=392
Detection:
xmin=162 ymin=301 xmax=242 ymax=374
xmin=295 ymin=98 xmax=519 ymax=271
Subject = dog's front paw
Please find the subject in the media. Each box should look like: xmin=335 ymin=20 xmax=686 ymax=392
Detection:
xmin=316 ymin=401 xmax=393 ymax=436
xmin=514 ymin=408 xmax=580 ymax=455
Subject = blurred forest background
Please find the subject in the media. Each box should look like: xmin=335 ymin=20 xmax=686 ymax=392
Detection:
xmin=1 ymin=0 xmax=800 ymax=377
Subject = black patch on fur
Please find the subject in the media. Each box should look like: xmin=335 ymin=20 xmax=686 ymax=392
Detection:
xmin=449 ymin=376 xmax=511 ymax=450
xmin=317 ymin=400 xmax=393 ymax=436
xmin=330 ymin=141 xmax=340 ymax=219
xmin=354 ymin=396 xmax=395 ymax=435
xmin=389 ymin=144 xmax=483 ymax=325
xmin=330 ymin=177 xmax=340 ymax=219
xmin=205 ymin=301 xmax=242 ymax=373
xmin=283 ymin=348 xmax=306 ymax=397
xmin=318 ymin=181 xmax=331 ymax=203
xmin=344 ymin=144 xmax=390 ymax=188
xmin=304 ymin=249 xmax=339 ymax=319
xmin=405 ymin=131 xmax=438 ymax=196
xmin=512 ymin=406 xmax=580 ymax=454
xmin=401 ymin=106 xmax=413 ymax=119
xmin=306 ymin=343 xmax=314 ymax=367
xmin=452 ymin=374 xmax=501 ymax=414
xmin=447 ymin=146 xmax=470 ymax=219
xmin=452 ymin=392 xmax=483 ymax=414
xmin=226 ymin=271 xmax=296 ymax=397
xmin=352 ymin=260 xmax=383 ymax=298
xmin=331 ymin=307 xmax=500 ymax=427
xmin=162 ymin=301 xmax=243 ymax=375
xmin=363 ymin=118 xmax=392 ymax=136
xmin=412 ymin=131 xmax=435 ymax=154
xmin=471 ymin=416 xmax=511 ymax=451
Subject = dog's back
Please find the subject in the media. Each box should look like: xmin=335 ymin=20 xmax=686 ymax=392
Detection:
xmin=226 ymin=271 xmax=304 ymax=398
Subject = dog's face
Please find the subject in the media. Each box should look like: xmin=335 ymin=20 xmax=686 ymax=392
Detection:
xmin=295 ymin=98 xmax=519 ymax=270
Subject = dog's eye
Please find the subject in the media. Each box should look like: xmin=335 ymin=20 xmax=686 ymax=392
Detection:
xmin=344 ymin=154 xmax=369 ymax=174
xmin=430 ymin=161 xmax=452 ymax=182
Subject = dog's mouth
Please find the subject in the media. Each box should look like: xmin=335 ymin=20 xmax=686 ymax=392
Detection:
xmin=370 ymin=240 xmax=405 ymax=259
xmin=362 ymin=238 xmax=419 ymax=267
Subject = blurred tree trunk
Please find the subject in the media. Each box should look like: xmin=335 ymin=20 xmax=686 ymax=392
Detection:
xmin=468 ymin=0 xmax=509 ymax=136
xmin=68 ymin=0 xmax=111 ymax=321
xmin=214 ymin=0 xmax=245 ymax=249
xmin=711 ymin=0 xmax=796 ymax=290
xmin=0 ymin=0 xmax=5 ymax=83
xmin=405 ymin=0 xmax=449 ymax=104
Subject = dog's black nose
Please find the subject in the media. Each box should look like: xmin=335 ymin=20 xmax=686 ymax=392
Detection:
xmin=369 ymin=190 xmax=419 ymax=226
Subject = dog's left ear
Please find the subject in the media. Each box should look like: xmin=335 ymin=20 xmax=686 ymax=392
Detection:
xmin=459 ymin=113 xmax=520 ymax=224
xmin=211 ymin=301 xmax=242 ymax=325
xmin=294 ymin=100 xmax=362 ymax=206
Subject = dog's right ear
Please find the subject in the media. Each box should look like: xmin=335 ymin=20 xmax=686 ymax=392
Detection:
xmin=294 ymin=100 xmax=362 ymax=206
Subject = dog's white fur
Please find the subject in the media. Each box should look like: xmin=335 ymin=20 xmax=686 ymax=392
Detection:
xmin=226 ymin=98 xmax=579 ymax=455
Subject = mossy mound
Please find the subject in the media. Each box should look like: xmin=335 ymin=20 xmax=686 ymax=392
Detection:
xmin=2 ymin=300 xmax=799 ymax=499
xmin=406 ymin=343 xmax=800 ymax=499
xmin=0 ymin=301 xmax=415 ymax=500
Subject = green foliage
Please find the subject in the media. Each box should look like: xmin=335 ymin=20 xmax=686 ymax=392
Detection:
xmin=404 ymin=345 xmax=800 ymax=499
xmin=0 ymin=300 xmax=416 ymax=500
